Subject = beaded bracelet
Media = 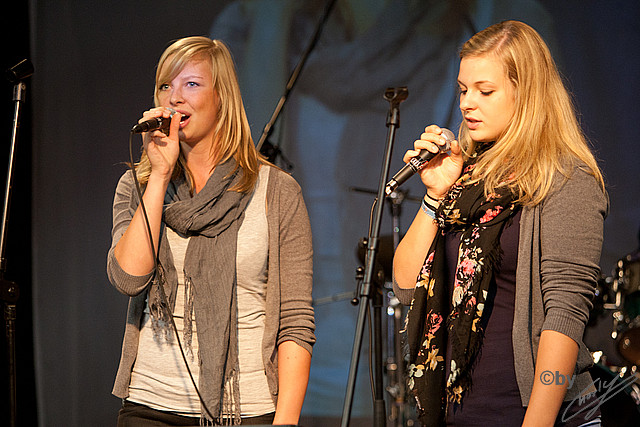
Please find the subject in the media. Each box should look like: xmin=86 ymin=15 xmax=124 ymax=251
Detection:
xmin=421 ymin=198 xmax=436 ymax=219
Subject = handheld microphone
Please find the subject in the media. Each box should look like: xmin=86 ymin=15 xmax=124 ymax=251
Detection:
xmin=385 ymin=128 xmax=455 ymax=195
xmin=131 ymin=108 xmax=177 ymax=134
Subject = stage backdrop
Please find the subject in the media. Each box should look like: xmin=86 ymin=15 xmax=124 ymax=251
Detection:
xmin=25 ymin=0 xmax=639 ymax=425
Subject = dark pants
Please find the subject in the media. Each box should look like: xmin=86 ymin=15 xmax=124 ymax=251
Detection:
xmin=117 ymin=400 xmax=276 ymax=426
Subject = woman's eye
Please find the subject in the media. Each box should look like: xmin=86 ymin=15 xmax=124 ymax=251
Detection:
xmin=159 ymin=83 xmax=170 ymax=90
xmin=481 ymin=91 xmax=494 ymax=96
xmin=187 ymin=81 xmax=199 ymax=88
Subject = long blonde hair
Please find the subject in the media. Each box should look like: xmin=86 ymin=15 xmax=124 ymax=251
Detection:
xmin=458 ymin=21 xmax=604 ymax=206
xmin=136 ymin=37 xmax=263 ymax=193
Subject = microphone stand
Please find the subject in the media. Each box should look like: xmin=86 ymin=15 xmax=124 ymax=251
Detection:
xmin=1 ymin=58 xmax=33 ymax=427
xmin=341 ymin=87 xmax=408 ymax=427
xmin=255 ymin=0 xmax=338 ymax=167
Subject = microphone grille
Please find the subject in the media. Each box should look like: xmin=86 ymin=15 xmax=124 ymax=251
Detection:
xmin=441 ymin=128 xmax=455 ymax=142
xmin=440 ymin=128 xmax=455 ymax=151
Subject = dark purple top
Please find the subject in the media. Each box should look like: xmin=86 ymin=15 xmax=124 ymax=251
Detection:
xmin=442 ymin=209 xmax=601 ymax=426
xmin=445 ymin=210 xmax=525 ymax=425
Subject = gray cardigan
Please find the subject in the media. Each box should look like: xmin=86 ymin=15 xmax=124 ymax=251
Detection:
xmin=394 ymin=166 xmax=608 ymax=406
xmin=107 ymin=165 xmax=315 ymax=408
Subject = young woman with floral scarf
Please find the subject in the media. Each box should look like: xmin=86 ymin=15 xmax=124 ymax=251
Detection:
xmin=393 ymin=21 xmax=607 ymax=426
xmin=107 ymin=37 xmax=315 ymax=426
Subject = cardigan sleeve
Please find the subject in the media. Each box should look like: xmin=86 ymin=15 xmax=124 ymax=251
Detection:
xmin=539 ymin=166 xmax=608 ymax=344
xmin=392 ymin=274 xmax=416 ymax=306
xmin=106 ymin=171 xmax=154 ymax=297
xmin=273 ymin=171 xmax=316 ymax=354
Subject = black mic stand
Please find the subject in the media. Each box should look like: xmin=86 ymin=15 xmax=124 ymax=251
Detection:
xmin=255 ymin=0 xmax=337 ymax=167
xmin=341 ymin=87 xmax=408 ymax=427
xmin=1 ymin=58 xmax=33 ymax=427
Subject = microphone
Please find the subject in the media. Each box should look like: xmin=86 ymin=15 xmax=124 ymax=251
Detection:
xmin=385 ymin=128 xmax=455 ymax=195
xmin=131 ymin=108 xmax=177 ymax=134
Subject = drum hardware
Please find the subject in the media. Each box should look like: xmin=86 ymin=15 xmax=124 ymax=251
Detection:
xmin=351 ymin=185 xmax=420 ymax=427
xmin=612 ymin=310 xmax=625 ymax=340
xmin=599 ymin=252 xmax=640 ymax=367
xmin=592 ymin=350 xmax=605 ymax=365
xmin=588 ymin=358 xmax=640 ymax=425
xmin=599 ymin=275 xmax=619 ymax=311
xmin=611 ymin=365 xmax=640 ymax=406
xmin=383 ymin=291 xmax=416 ymax=427
xmin=618 ymin=317 xmax=640 ymax=365
xmin=586 ymin=245 xmax=640 ymax=423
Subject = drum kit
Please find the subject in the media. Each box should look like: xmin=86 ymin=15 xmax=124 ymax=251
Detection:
xmin=587 ymin=247 xmax=640 ymax=425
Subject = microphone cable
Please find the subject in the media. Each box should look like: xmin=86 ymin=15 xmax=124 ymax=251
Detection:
xmin=126 ymin=131 xmax=216 ymax=421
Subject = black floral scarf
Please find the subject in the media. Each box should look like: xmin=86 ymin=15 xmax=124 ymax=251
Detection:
xmin=405 ymin=163 xmax=518 ymax=426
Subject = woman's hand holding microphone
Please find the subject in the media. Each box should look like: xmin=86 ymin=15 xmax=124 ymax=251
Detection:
xmin=139 ymin=107 xmax=181 ymax=181
xmin=402 ymin=125 xmax=464 ymax=201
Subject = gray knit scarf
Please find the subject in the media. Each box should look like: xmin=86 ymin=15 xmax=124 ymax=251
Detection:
xmin=143 ymin=159 xmax=252 ymax=425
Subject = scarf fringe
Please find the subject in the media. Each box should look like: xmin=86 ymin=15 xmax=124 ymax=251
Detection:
xmin=184 ymin=275 xmax=195 ymax=359
xmin=149 ymin=263 xmax=174 ymax=343
xmin=212 ymin=371 xmax=241 ymax=425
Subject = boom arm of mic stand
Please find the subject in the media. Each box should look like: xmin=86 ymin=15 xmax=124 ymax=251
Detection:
xmin=341 ymin=87 xmax=408 ymax=427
